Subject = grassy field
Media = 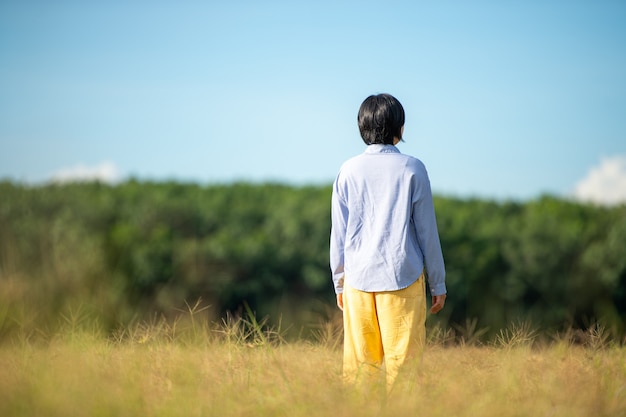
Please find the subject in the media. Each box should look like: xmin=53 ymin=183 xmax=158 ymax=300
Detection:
xmin=1 ymin=313 xmax=625 ymax=417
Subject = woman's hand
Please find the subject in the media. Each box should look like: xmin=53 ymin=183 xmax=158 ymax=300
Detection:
xmin=430 ymin=294 xmax=446 ymax=314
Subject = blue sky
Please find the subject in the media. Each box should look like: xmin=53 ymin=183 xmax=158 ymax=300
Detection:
xmin=1 ymin=1 xmax=625 ymax=203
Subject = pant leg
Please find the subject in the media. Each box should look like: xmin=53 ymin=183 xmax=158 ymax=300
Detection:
xmin=342 ymin=283 xmax=384 ymax=386
xmin=375 ymin=274 xmax=427 ymax=391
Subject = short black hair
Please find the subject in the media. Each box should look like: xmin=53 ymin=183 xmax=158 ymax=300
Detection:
xmin=357 ymin=93 xmax=405 ymax=145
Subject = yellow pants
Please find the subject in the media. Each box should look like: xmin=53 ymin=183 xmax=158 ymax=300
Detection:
xmin=342 ymin=274 xmax=426 ymax=392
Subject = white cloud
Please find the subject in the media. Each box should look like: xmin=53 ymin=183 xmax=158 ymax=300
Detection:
xmin=573 ymin=155 xmax=626 ymax=206
xmin=49 ymin=161 xmax=123 ymax=184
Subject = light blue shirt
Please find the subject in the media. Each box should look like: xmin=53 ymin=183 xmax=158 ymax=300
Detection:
xmin=330 ymin=144 xmax=446 ymax=296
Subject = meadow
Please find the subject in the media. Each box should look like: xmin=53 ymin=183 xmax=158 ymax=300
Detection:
xmin=1 ymin=310 xmax=625 ymax=417
xmin=1 ymin=182 xmax=625 ymax=416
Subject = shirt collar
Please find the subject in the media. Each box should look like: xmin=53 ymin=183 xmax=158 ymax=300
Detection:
xmin=364 ymin=144 xmax=401 ymax=154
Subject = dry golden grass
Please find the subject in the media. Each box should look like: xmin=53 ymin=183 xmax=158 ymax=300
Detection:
xmin=0 ymin=315 xmax=625 ymax=417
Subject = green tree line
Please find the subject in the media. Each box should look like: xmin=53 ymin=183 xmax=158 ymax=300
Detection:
xmin=0 ymin=180 xmax=624 ymax=338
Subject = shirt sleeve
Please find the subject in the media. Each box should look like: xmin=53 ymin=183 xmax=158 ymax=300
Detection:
xmin=329 ymin=176 xmax=348 ymax=294
xmin=412 ymin=169 xmax=447 ymax=296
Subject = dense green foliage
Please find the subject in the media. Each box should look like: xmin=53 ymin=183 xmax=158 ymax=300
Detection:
xmin=0 ymin=180 xmax=624 ymax=338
